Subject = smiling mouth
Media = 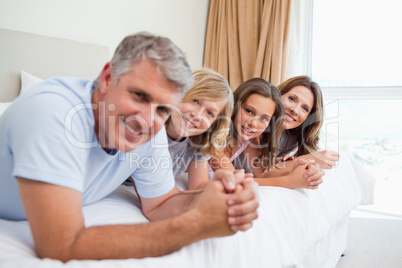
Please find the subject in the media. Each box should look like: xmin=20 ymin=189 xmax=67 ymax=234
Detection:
xmin=242 ymin=126 xmax=255 ymax=136
xmin=285 ymin=113 xmax=296 ymax=122
xmin=123 ymin=118 xmax=143 ymax=136
xmin=183 ymin=117 xmax=197 ymax=129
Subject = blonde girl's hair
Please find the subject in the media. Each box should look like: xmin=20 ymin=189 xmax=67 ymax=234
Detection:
xmin=231 ymin=78 xmax=285 ymax=172
xmin=278 ymin=75 xmax=324 ymax=157
xmin=182 ymin=68 xmax=234 ymax=157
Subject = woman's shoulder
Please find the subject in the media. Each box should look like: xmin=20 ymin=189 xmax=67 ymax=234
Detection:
xmin=278 ymin=131 xmax=299 ymax=156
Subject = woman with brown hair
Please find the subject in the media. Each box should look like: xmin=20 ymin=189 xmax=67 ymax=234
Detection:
xmin=277 ymin=75 xmax=339 ymax=169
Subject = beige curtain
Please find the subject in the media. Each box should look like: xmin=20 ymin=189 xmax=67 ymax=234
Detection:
xmin=203 ymin=0 xmax=292 ymax=90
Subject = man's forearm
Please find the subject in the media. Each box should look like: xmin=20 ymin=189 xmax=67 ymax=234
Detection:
xmin=143 ymin=189 xmax=203 ymax=221
xmin=53 ymin=210 xmax=211 ymax=261
xmin=65 ymin=182 xmax=236 ymax=261
xmin=20 ymin=178 xmax=235 ymax=262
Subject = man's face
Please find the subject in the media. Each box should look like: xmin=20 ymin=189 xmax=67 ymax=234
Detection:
xmin=96 ymin=59 xmax=182 ymax=152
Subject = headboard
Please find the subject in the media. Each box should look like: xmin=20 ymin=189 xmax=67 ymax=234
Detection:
xmin=0 ymin=28 xmax=110 ymax=102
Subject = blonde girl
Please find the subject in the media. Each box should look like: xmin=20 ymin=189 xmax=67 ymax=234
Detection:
xmin=165 ymin=68 xmax=233 ymax=190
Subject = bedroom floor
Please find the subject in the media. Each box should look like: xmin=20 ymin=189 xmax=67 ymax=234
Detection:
xmin=336 ymin=177 xmax=402 ymax=267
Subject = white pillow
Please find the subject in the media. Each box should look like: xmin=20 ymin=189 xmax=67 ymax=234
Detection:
xmin=20 ymin=71 xmax=43 ymax=95
xmin=0 ymin=102 xmax=12 ymax=116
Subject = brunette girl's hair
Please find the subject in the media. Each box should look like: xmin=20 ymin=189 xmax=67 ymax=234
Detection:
xmin=278 ymin=75 xmax=324 ymax=157
xmin=179 ymin=68 xmax=234 ymax=156
xmin=231 ymin=78 xmax=284 ymax=172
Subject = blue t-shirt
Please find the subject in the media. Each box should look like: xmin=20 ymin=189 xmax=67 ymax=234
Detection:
xmin=0 ymin=77 xmax=175 ymax=220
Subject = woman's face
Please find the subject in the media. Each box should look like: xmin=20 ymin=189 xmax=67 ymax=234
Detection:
xmin=234 ymin=93 xmax=276 ymax=141
xmin=168 ymin=98 xmax=226 ymax=139
xmin=281 ymin=86 xmax=314 ymax=130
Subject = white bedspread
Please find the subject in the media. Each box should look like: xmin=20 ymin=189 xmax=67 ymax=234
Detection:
xmin=0 ymin=152 xmax=374 ymax=268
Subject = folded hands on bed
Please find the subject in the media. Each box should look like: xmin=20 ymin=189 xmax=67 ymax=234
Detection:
xmin=203 ymin=169 xmax=259 ymax=232
xmin=295 ymin=150 xmax=340 ymax=170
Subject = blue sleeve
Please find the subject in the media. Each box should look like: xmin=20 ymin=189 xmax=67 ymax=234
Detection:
xmin=9 ymin=92 xmax=89 ymax=192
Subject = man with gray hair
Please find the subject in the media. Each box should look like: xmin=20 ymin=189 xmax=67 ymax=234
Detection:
xmin=0 ymin=32 xmax=259 ymax=261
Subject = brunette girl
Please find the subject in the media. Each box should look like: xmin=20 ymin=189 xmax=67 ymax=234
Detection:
xmin=210 ymin=78 xmax=323 ymax=189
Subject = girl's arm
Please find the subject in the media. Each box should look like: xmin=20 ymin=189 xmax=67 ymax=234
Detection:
xmin=253 ymin=159 xmax=323 ymax=189
xmin=209 ymin=151 xmax=236 ymax=172
xmin=210 ymin=145 xmax=323 ymax=190
xmin=257 ymin=160 xmax=295 ymax=178
xmin=187 ymin=159 xmax=211 ymax=190
xmin=245 ymin=146 xmax=323 ymax=190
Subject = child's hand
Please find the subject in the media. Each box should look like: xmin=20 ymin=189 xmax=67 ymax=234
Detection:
xmin=212 ymin=169 xmax=245 ymax=193
xmin=245 ymin=172 xmax=254 ymax=179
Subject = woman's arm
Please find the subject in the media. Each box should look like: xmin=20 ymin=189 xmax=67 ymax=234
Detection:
xmin=257 ymin=159 xmax=295 ymax=178
xmin=264 ymin=150 xmax=338 ymax=179
xmin=245 ymin=146 xmax=323 ymax=189
xmin=298 ymin=150 xmax=339 ymax=169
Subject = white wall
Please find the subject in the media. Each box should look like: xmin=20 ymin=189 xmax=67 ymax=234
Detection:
xmin=0 ymin=0 xmax=210 ymax=69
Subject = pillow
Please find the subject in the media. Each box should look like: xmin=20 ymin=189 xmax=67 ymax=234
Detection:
xmin=0 ymin=102 xmax=12 ymax=117
xmin=20 ymin=71 xmax=43 ymax=95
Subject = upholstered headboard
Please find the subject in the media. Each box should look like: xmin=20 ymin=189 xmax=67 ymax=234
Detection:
xmin=0 ymin=28 xmax=110 ymax=102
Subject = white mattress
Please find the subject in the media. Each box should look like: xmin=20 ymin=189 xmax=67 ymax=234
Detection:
xmin=0 ymin=152 xmax=374 ymax=268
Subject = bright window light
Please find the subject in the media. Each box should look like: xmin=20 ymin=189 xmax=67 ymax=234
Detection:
xmin=312 ymin=0 xmax=402 ymax=215
xmin=312 ymin=0 xmax=402 ymax=87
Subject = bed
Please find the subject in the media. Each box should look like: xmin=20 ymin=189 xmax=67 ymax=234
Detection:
xmin=0 ymin=28 xmax=375 ymax=268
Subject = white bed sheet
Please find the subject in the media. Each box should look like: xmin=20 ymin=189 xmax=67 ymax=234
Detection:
xmin=0 ymin=152 xmax=373 ymax=268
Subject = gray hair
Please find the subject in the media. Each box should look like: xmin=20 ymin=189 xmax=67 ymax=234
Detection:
xmin=93 ymin=32 xmax=193 ymax=97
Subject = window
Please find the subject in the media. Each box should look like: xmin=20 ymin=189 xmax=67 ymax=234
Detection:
xmin=312 ymin=0 xmax=402 ymax=216
xmin=312 ymin=0 xmax=402 ymax=88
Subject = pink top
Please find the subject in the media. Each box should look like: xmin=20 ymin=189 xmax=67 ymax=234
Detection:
xmin=230 ymin=140 xmax=251 ymax=162
xmin=207 ymin=139 xmax=252 ymax=172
